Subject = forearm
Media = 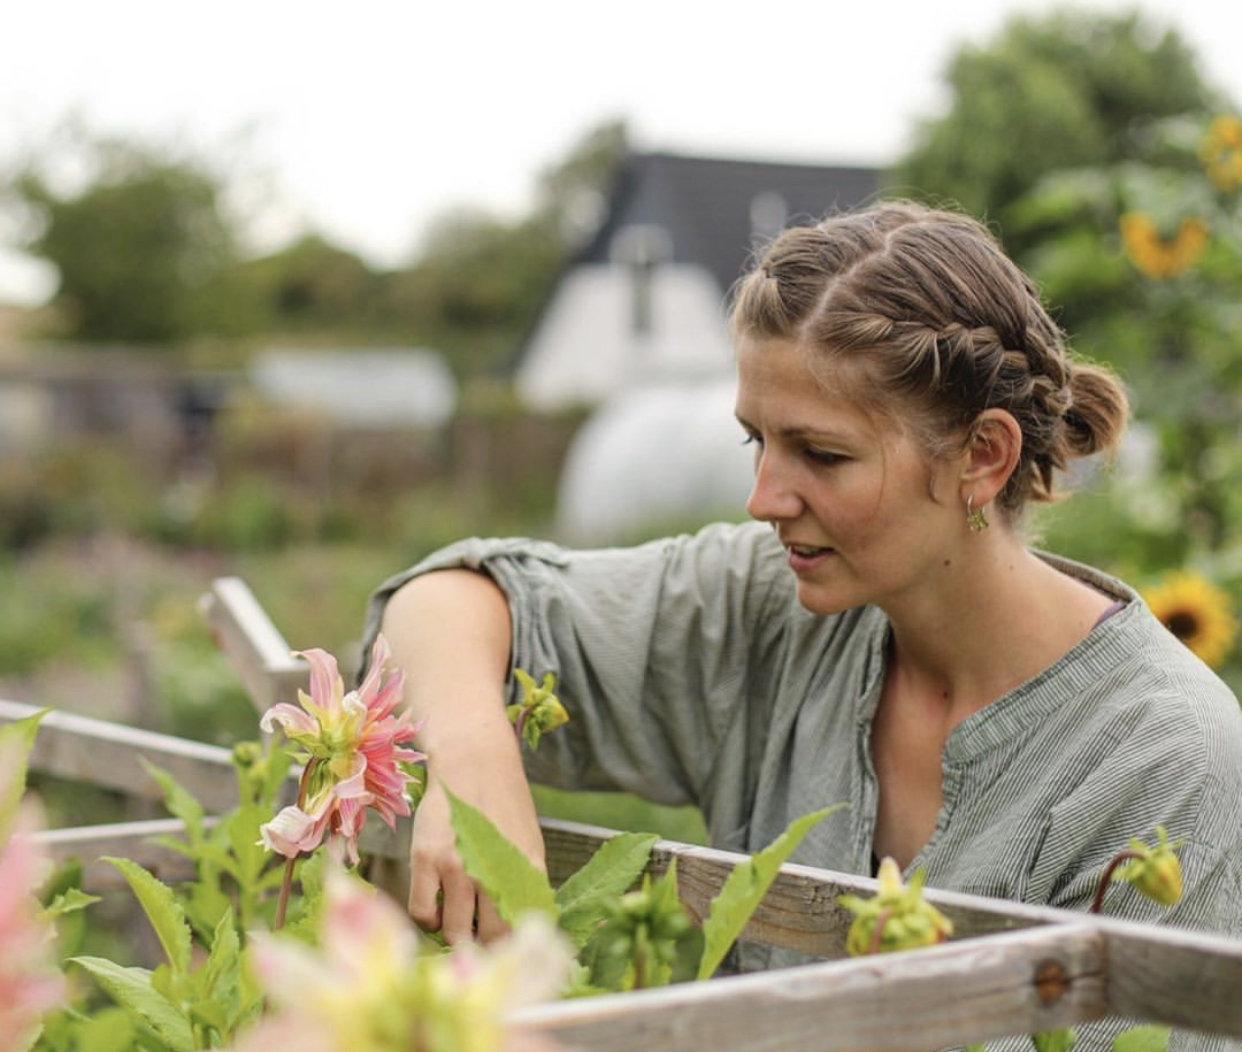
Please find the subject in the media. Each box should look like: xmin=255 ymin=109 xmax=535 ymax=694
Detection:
xmin=380 ymin=567 xmax=516 ymax=764
xmin=380 ymin=569 xmax=544 ymax=943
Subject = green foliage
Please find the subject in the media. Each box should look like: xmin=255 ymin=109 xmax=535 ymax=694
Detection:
xmin=697 ymin=805 xmax=842 ymax=979
xmin=893 ymin=10 xmax=1216 ymax=252
xmin=1033 ymin=1029 xmax=1078 ymax=1052
xmin=1113 ymin=1026 xmax=1172 ymax=1052
xmin=589 ymin=862 xmax=702 ymax=990
xmin=14 ymin=137 xmax=248 ymax=343
xmin=68 ymin=957 xmax=197 ymax=1052
xmin=0 ymin=708 xmax=45 ymax=827
xmin=894 ymin=15 xmax=1218 ymax=270
xmin=444 ymin=789 xmax=559 ymax=925
xmin=102 ymin=858 xmax=193 ymax=974
xmin=554 ymin=831 xmax=661 ymax=949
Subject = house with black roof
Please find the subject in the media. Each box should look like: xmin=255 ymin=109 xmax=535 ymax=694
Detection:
xmin=515 ymin=151 xmax=882 ymax=410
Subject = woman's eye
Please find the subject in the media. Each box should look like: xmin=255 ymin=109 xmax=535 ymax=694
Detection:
xmin=805 ymin=448 xmax=844 ymax=466
xmin=740 ymin=433 xmax=763 ymax=448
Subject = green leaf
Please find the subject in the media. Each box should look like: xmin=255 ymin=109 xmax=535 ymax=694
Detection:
xmin=0 ymin=709 xmax=47 ymax=837
xmin=1113 ymin=1026 xmax=1171 ymax=1052
xmin=696 ymin=804 xmax=844 ymax=980
xmin=445 ymin=788 xmax=557 ymax=925
xmin=1033 ymin=1029 xmax=1078 ymax=1052
xmin=102 ymin=857 xmax=193 ymax=976
xmin=40 ymin=887 xmax=101 ymax=920
xmin=69 ymin=957 xmax=195 ymax=1052
xmin=201 ymin=909 xmax=240 ymax=1010
xmin=141 ymin=761 xmax=205 ymax=843
xmin=556 ymin=832 xmax=658 ymax=948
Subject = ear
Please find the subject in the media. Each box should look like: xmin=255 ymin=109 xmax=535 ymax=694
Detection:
xmin=959 ymin=409 xmax=1022 ymax=506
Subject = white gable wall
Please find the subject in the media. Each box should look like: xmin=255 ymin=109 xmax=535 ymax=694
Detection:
xmin=515 ymin=262 xmax=734 ymax=411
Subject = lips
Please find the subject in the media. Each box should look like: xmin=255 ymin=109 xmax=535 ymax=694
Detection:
xmin=784 ymin=542 xmax=836 ymax=573
xmin=787 ymin=543 xmax=832 ymax=557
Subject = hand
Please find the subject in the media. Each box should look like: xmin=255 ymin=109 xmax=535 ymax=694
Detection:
xmin=407 ymin=767 xmax=546 ymax=946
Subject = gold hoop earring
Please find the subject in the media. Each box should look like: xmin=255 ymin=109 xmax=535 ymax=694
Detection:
xmin=966 ymin=495 xmax=989 ymax=532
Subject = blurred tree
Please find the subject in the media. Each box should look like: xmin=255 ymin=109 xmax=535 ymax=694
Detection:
xmin=13 ymin=138 xmax=250 ymax=343
xmin=891 ymin=10 xmax=1219 ymax=253
xmin=236 ymin=232 xmax=379 ymax=334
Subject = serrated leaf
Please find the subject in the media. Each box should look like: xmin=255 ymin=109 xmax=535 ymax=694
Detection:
xmin=226 ymin=803 xmax=273 ymax=887
xmin=555 ymin=832 xmax=658 ymax=948
xmin=1113 ymin=1026 xmax=1171 ymax=1052
xmin=70 ymin=957 xmax=195 ymax=1052
xmin=445 ymin=789 xmax=557 ymax=925
xmin=201 ymin=909 xmax=239 ymax=1009
xmin=141 ymin=761 xmax=205 ymax=843
xmin=185 ymin=877 xmax=234 ymax=946
xmin=103 ymin=857 xmax=192 ymax=976
xmin=696 ymin=804 xmax=844 ymax=980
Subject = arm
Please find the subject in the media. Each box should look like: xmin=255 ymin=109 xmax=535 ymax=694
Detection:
xmin=380 ymin=568 xmax=544 ymax=945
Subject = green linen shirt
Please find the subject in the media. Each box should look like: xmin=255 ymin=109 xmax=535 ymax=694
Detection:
xmin=363 ymin=520 xmax=1242 ymax=1052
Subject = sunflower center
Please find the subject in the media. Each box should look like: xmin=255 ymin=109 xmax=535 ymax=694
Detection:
xmin=1166 ymin=610 xmax=1201 ymax=641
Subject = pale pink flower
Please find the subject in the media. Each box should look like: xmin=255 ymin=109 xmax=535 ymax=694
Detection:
xmin=259 ymin=634 xmax=425 ymax=863
xmin=237 ymin=870 xmax=570 ymax=1052
xmin=0 ymin=747 xmax=66 ymax=1052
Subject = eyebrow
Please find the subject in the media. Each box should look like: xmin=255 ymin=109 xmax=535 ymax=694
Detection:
xmin=734 ymin=413 xmax=856 ymax=444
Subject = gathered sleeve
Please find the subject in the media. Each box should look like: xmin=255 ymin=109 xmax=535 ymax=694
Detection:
xmin=361 ymin=521 xmax=796 ymax=810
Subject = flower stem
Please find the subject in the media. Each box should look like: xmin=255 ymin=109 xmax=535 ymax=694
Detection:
xmin=868 ymin=907 xmax=894 ymax=955
xmin=275 ymin=854 xmax=298 ymax=930
xmin=1090 ymin=850 xmax=1146 ymax=914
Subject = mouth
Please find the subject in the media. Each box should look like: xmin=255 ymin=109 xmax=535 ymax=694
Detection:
xmin=786 ymin=543 xmax=833 ymax=557
xmin=784 ymin=542 xmax=836 ymax=572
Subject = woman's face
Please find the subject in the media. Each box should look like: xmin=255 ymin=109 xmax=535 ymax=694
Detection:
xmin=735 ymin=336 xmax=966 ymax=616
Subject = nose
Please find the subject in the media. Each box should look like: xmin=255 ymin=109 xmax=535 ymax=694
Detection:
xmin=746 ymin=448 xmax=803 ymax=524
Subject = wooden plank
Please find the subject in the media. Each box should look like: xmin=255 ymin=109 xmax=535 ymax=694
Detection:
xmin=0 ymin=698 xmax=243 ymax=812
xmin=35 ymin=818 xmax=203 ymax=887
xmin=198 ymin=576 xmax=308 ymax=715
xmin=542 ymin=817 xmax=1059 ymax=959
xmin=1105 ymin=923 xmax=1242 ymax=1037
xmin=514 ymin=922 xmax=1109 ymax=1052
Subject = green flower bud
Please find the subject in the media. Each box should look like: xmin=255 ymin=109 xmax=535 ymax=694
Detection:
xmin=838 ymin=857 xmax=954 ymax=956
xmin=507 ymin=669 xmax=570 ymax=751
xmin=1114 ymin=826 xmax=1185 ymax=907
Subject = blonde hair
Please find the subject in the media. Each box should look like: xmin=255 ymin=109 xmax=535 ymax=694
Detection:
xmin=729 ymin=200 xmax=1128 ymax=511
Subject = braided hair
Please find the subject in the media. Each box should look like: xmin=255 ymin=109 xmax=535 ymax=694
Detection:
xmin=730 ymin=201 xmax=1128 ymax=511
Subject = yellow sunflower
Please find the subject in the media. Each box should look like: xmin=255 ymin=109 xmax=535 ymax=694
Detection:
xmin=1199 ymin=115 xmax=1242 ymax=193
xmin=1119 ymin=213 xmax=1209 ymax=280
xmin=1142 ymin=572 xmax=1238 ymax=669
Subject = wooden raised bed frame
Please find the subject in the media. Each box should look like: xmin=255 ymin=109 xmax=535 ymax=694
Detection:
xmin=4 ymin=576 xmax=1238 ymax=1051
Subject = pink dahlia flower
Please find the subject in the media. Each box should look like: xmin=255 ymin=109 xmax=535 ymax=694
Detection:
xmin=259 ymin=634 xmax=425 ymax=864
xmin=237 ymin=870 xmax=570 ymax=1052
xmin=0 ymin=746 xmax=66 ymax=1051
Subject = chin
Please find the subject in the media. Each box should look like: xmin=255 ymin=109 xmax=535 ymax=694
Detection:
xmin=793 ymin=582 xmax=861 ymax=617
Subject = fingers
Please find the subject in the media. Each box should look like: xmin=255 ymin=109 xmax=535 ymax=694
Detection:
xmin=407 ymin=850 xmax=445 ymax=932
xmin=475 ymin=895 xmax=510 ymax=945
xmin=440 ymin=870 xmax=480 ymax=946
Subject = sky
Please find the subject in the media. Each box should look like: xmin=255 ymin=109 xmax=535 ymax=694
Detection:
xmin=2 ymin=0 xmax=1241 ymax=306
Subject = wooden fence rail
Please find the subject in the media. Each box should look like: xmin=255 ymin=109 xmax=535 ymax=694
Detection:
xmin=4 ymin=575 xmax=1240 ymax=1050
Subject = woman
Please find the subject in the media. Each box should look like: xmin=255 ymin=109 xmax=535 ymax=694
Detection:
xmin=364 ymin=201 xmax=1242 ymax=1032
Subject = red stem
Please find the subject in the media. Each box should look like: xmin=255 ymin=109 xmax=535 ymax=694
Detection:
xmin=274 ymin=855 xmax=297 ymax=930
xmin=273 ymin=759 xmax=318 ymax=930
xmin=868 ymin=907 xmax=894 ymax=955
xmin=1090 ymin=849 xmax=1146 ymax=914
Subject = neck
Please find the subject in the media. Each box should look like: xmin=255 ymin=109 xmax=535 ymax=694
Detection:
xmin=879 ymin=533 xmax=1111 ymax=719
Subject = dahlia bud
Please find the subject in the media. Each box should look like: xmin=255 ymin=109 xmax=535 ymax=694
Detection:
xmin=838 ymin=857 xmax=954 ymax=956
xmin=1114 ymin=826 xmax=1185 ymax=907
xmin=507 ymin=669 xmax=569 ymax=751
